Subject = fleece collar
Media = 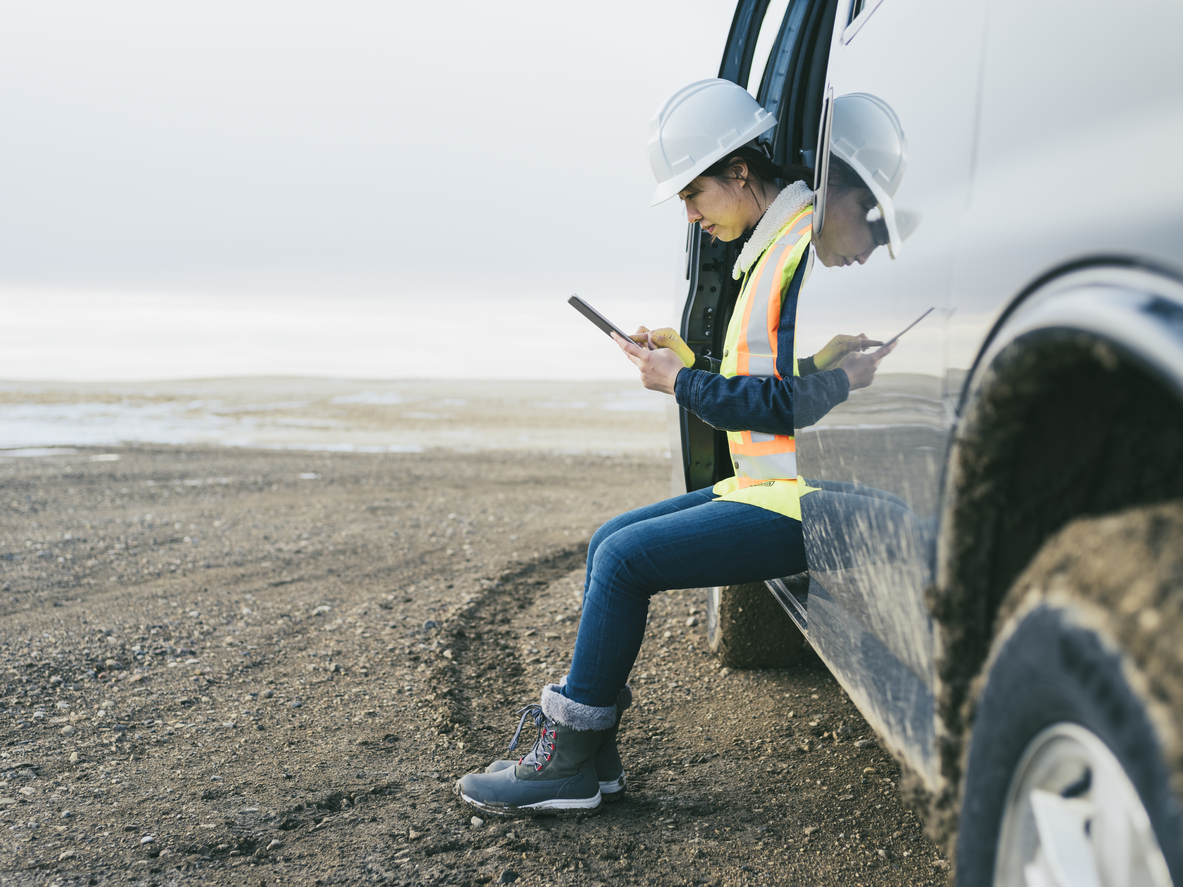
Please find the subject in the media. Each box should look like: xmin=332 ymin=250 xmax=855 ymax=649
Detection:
xmin=732 ymin=180 xmax=815 ymax=280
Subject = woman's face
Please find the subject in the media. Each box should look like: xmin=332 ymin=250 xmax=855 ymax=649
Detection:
xmin=814 ymin=185 xmax=887 ymax=267
xmin=678 ymin=173 xmax=762 ymax=243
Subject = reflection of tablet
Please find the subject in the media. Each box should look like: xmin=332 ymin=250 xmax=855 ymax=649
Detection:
xmin=568 ymin=295 xmax=637 ymax=344
xmin=883 ymin=307 xmax=935 ymax=347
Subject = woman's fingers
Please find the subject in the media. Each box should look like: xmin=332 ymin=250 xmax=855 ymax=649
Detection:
xmin=613 ymin=333 xmax=684 ymax=394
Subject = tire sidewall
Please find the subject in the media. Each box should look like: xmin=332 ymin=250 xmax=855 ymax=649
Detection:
xmin=956 ymin=602 xmax=1183 ymax=885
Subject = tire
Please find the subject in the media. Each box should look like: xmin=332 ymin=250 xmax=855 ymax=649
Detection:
xmin=706 ymin=582 xmax=803 ymax=668
xmin=955 ymin=504 xmax=1183 ymax=887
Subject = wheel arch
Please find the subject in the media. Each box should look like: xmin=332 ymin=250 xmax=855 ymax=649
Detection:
xmin=926 ymin=260 xmax=1183 ymax=839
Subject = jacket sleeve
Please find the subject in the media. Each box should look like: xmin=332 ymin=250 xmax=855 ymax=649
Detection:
xmin=673 ymin=249 xmax=851 ymax=433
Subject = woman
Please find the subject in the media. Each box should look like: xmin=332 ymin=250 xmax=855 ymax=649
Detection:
xmin=457 ymin=79 xmax=895 ymax=816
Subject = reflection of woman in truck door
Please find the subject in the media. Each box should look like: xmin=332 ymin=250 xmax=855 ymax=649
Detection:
xmin=458 ymin=80 xmax=898 ymax=816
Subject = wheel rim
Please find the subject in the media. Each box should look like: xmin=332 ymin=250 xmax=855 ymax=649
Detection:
xmin=994 ymin=722 xmax=1174 ymax=887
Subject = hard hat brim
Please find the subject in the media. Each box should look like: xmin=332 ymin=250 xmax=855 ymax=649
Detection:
xmin=650 ymin=115 xmax=777 ymax=206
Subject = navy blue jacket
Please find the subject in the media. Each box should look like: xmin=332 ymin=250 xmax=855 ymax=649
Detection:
xmin=673 ymin=251 xmax=850 ymax=434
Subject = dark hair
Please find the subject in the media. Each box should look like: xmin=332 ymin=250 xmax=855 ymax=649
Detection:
xmin=699 ymin=143 xmax=813 ymax=192
xmin=827 ymin=153 xmax=889 ymax=246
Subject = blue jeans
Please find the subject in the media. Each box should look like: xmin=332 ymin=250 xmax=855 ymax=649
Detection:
xmin=562 ymin=489 xmax=807 ymax=709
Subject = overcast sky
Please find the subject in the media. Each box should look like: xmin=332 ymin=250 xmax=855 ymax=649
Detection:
xmin=1 ymin=2 xmax=734 ymax=308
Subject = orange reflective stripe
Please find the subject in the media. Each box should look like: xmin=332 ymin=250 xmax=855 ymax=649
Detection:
xmin=729 ymin=433 xmax=797 ymax=457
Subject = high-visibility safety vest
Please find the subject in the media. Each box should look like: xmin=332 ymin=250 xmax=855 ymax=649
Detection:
xmin=711 ymin=206 xmax=813 ymax=521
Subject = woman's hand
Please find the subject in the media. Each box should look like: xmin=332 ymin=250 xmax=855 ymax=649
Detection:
xmin=839 ymin=340 xmax=896 ymax=390
xmin=813 ymin=334 xmax=883 ymax=372
xmin=613 ymin=332 xmax=686 ymax=395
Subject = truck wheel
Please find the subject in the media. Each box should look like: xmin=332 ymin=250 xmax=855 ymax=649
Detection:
xmin=955 ymin=504 xmax=1183 ymax=886
xmin=706 ymin=582 xmax=803 ymax=668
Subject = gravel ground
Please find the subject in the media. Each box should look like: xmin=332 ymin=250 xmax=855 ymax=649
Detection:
xmin=0 ymin=445 xmax=948 ymax=885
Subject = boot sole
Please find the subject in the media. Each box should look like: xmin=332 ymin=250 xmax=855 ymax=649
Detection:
xmin=599 ymin=773 xmax=626 ymax=801
xmin=457 ymin=783 xmax=602 ymax=818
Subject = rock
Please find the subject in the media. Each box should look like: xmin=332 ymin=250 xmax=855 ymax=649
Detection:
xmin=423 ymin=620 xmax=438 ymax=631
xmin=18 ymin=787 xmax=36 ymax=796
xmin=105 ymin=659 xmax=123 ymax=670
xmin=141 ymin=835 xmax=155 ymax=844
xmin=855 ymin=739 xmax=876 ymax=749
xmin=263 ymin=689 xmax=274 ymax=699
xmin=803 ymin=826 xmax=817 ymax=835
xmin=267 ymin=839 xmax=282 ymax=851
xmin=878 ymin=848 xmax=888 ymax=859
xmin=61 ymin=725 xmax=76 ymax=737
xmin=499 ymin=871 xmax=520 ymax=884
xmin=58 ymin=849 xmax=75 ymax=861
xmin=408 ymin=829 xmax=421 ymax=840
xmin=69 ymin=753 xmax=79 ymax=763
xmin=470 ymin=816 xmax=485 ymax=828
xmin=685 ymin=616 xmax=698 ymax=627
xmin=61 ymin=810 xmax=73 ymax=819
xmin=863 ymin=767 xmax=877 ymax=775
xmin=289 ymin=700 xmax=302 ymax=709
xmin=0 ymin=798 xmax=17 ymax=807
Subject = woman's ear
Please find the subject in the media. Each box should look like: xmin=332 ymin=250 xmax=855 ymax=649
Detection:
xmin=730 ymin=159 xmax=750 ymax=187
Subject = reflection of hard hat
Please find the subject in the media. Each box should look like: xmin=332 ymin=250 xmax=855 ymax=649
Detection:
xmin=830 ymin=92 xmax=915 ymax=258
xmin=648 ymin=79 xmax=776 ymax=206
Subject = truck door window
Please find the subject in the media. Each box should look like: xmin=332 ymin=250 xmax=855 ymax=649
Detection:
xmin=843 ymin=0 xmax=886 ymax=42
xmin=746 ymin=0 xmax=794 ymax=96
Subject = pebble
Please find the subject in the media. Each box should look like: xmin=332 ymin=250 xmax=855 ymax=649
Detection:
xmin=408 ymin=829 xmax=421 ymax=840
xmin=105 ymin=659 xmax=123 ymax=670
xmin=61 ymin=810 xmax=73 ymax=819
xmin=423 ymin=620 xmax=438 ymax=631
xmin=499 ymin=871 xmax=520 ymax=884
xmin=685 ymin=616 xmax=698 ymax=627
xmin=289 ymin=700 xmax=303 ymax=709
xmin=803 ymin=826 xmax=818 ymax=835
xmin=69 ymin=753 xmax=79 ymax=763
xmin=855 ymin=739 xmax=876 ymax=749
xmin=58 ymin=850 xmax=75 ymax=861
xmin=263 ymin=689 xmax=274 ymax=699
xmin=267 ymin=839 xmax=282 ymax=851
xmin=863 ymin=767 xmax=877 ymax=775
xmin=878 ymin=848 xmax=888 ymax=859
xmin=141 ymin=835 xmax=155 ymax=844
xmin=61 ymin=725 xmax=76 ymax=737
xmin=470 ymin=816 xmax=485 ymax=828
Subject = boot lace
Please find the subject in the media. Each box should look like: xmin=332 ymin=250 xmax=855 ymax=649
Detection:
xmin=506 ymin=704 xmax=557 ymax=772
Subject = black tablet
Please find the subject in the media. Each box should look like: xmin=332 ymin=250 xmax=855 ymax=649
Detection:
xmin=568 ymin=295 xmax=638 ymax=344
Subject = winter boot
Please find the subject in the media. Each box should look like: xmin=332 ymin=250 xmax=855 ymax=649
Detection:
xmin=484 ymin=683 xmax=631 ymax=799
xmin=457 ymin=683 xmax=614 ymax=817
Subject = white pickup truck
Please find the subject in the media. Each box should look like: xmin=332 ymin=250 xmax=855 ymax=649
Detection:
xmin=674 ymin=1 xmax=1183 ymax=882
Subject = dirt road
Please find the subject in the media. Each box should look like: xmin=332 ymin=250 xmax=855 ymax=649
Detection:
xmin=1 ymin=446 xmax=947 ymax=885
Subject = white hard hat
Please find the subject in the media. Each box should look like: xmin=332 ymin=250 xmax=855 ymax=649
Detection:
xmin=648 ymin=79 xmax=777 ymax=206
xmin=828 ymin=92 xmax=916 ymax=258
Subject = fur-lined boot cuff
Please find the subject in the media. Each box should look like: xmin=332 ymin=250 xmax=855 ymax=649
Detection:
xmin=557 ymin=674 xmax=632 ymax=714
xmin=541 ymin=683 xmax=617 ymax=732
